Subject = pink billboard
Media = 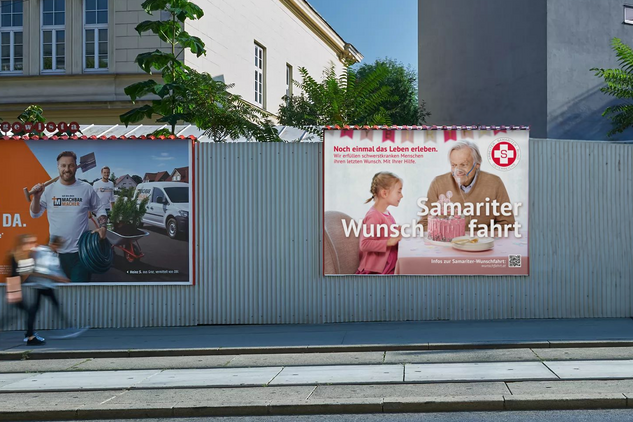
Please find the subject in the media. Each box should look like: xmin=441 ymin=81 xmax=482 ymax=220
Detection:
xmin=323 ymin=127 xmax=529 ymax=276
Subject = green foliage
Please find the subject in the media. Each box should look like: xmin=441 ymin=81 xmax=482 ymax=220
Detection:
xmin=182 ymin=70 xmax=280 ymax=142
xmin=278 ymin=63 xmax=395 ymax=133
xmin=356 ymin=58 xmax=430 ymax=125
xmin=591 ymin=38 xmax=633 ymax=137
xmin=121 ymin=0 xmax=278 ymax=141
xmin=150 ymin=128 xmax=173 ymax=137
xmin=9 ymin=105 xmax=46 ymax=136
xmin=110 ymin=188 xmax=149 ymax=229
xmin=131 ymin=175 xmax=143 ymax=184
xmin=17 ymin=105 xmax=46 ymax=125
xmin=120 ymin=0 xmax=207 ymax=134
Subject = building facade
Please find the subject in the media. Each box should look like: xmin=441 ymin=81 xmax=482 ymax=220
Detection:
xmin=0 ymin=0 xmax=360 ymax=124
xmin=419 ymin=0 xmax=633 ymax=140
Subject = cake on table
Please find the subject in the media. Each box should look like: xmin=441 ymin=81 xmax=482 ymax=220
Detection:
xmin=425 ymin=191 xmax=466 ymax=242
xmin=426 ymin=214 xmax=466 ymax=242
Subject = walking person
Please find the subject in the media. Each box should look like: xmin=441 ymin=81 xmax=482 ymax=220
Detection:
xmin=0 ymin=234 xmax=44 ymax=345
xmin=26 ymin=236 xmax=74 ymax=337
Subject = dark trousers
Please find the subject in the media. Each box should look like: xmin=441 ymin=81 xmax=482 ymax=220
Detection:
xmin=31 ymin=288 xmax=71 ymax=329
xmin=59 ymin=252 xmax=92 ymax=282
xmin=0 ymin=299 xmax=35 ymax=337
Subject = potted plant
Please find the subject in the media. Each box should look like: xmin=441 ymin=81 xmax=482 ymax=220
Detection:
xmin=109 ymin=187 xmax=149 ymax=236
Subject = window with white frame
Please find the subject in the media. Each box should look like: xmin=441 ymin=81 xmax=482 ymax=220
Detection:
xmin=0 ymin=0 xmax=23 ymax=73
xmin=254 ymin=43 xmax=264 ymax=107
xmin=285 ymin=64 xmax=293 ymax=100
xmin=41 ymin=0 xmax=65 ymax=72
xmin=625 ymin=5 xmax=633 ymax=24
xmin=84 ymin=0 xmax=108 ymax=70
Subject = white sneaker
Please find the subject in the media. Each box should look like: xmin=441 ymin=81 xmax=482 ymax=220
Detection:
xmin=23 ymin=333 xmax=45 ymax=342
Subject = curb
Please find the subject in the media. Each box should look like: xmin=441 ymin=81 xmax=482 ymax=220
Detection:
xmin=0 ymin=394 xmax=630 ymax=420
xmin=3 ymin=340 xmax=633 ymax=361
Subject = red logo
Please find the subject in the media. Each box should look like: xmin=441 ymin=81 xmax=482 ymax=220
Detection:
xmin=491 ymin=142 xmax=517 ymax=167
xmin=487 ymin=138 xmax=520 ymax=171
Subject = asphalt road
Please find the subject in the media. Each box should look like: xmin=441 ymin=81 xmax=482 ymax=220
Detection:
xmin=90 ymin=223 xmax=190 ymax=283
xmin=59 ymin=410 xmax=633 ymax=422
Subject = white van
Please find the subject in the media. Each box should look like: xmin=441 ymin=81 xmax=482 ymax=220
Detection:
xmin=134 ymin=182 xmax=189 ymax=239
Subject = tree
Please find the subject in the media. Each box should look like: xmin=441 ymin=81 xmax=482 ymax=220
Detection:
xmin=131 ymin=175 xmax=143 ymax=185
xmin=120 ymin=0 xmax=280 ymax=141
xmin=182 ymin=70 xmax=279 ymax=142
xmin=12 ymin=105 xmax=46 ymax=136
xmin=278 ymin=64 xmax=394 ymax=132
xmin=120 ymin=0 xmax=206 ymax=135
xmin=356 ymin=58 xmax=430 ymax=125
xmin=591 ymin=38 xmax=633 ymax=137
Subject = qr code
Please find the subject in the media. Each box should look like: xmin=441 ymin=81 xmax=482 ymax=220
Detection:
xmin=509 ymin=255 xmax=521 ymax=268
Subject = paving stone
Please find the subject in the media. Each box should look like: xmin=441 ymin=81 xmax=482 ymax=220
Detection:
xmin=137 ymin=367 xmax=283 ymax=388
xmin=74 ymin=356 xmax=236 ymax=371
xmin=0 ymin=359 xmax=88 ymax=373
xmin=0 ymin=373 xmax=32 ymax=388
xmin=228 ymin=352 xmax=384 ymax=367
xmin=545 ymin=360 xmax=633 ymax=379
xmin=268 ymin=398 xmax=383 ymax=415
xmin=311 ymin=382 xmax=510 ymax=399
xmin=269 ymin=364 xmax=403 ymax=385
xmin=114 ymin=386 xmax=315 ymax=404
xmin=0 ymin=390 xmax=119 ymax=410
xmin=386 ymin=349 xmax=538 ymax=363
xmin=504 ymin=393 xmax=627 ymax=410
xmin=383 ymin=395 xmax=504 ymax=412
xmin=534 ymin=347 xmax=633 ymax=361
xmin=405 ymin=362 xmax=556 ymax=382
xmin=507 ymin=379 xmax=633 ymax=395
xmin=0 ymin=370 xmax=160 ymax=391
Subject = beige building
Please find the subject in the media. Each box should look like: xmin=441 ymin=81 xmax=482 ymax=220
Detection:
xmin=0 ymin=0 xmax=361 ymax=124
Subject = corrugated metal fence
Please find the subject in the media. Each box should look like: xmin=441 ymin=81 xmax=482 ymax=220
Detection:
xmin=5 ymin=138 xmax=633 ymax=328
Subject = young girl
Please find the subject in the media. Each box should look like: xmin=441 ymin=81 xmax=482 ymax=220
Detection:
xmin=356 ymin=172 xmax=403 ymax=275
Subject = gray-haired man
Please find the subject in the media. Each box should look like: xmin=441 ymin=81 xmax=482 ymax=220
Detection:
xmin=419 ymin=140 xmax=516 ymax=233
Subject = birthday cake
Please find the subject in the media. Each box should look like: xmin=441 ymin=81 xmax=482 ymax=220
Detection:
xmin=426 ymin=191 xmax=466 ymax=242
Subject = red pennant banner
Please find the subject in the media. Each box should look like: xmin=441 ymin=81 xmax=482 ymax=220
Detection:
xmin=494 ymin=130 xmax=507 ymax=135
xmin=444 ymin=130 xmax=457 ymax=142
xmin=382 ymin=131 xmax=395 ymax=143
xmin=341 ymin=130 xmax=354 ymax=139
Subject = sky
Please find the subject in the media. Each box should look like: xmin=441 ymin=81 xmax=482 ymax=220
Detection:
xmin=308 ymin=0 xmax=418 ymax=71
xmin=26 ymin=140 xmax=190 ymax=183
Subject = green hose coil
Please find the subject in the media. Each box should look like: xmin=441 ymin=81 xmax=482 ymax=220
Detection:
xmin=78 ymin=232 xmax=113 ymax=274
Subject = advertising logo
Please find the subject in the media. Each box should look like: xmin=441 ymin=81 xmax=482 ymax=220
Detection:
xmin=488 ymin=138 xmax=520 ymax=171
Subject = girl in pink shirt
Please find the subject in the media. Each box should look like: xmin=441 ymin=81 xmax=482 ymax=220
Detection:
xmin=356 ymin=172 xmax=403 ymax=275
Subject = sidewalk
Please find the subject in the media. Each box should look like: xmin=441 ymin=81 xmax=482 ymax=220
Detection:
xmin=2 ymin=318 xmax=633 ymax=359
xmin=3 ymin=350 xmax=633 ymax=419
xmin=3 ymin=319 xmax=633 ymax=419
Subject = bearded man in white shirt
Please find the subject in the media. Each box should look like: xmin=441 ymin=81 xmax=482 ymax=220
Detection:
xmin=29 ymin=151 xmax=107 ymax=282
xmin=93 ymin=166 xmax=115 ymax=214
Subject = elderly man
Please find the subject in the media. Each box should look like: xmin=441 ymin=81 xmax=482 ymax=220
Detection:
xmin=419 ymin=140 xmax=517 ymax=235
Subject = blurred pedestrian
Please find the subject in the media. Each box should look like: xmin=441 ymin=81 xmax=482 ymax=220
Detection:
xmin=27 ymin=236 xmax=74 ymax=335
xmin=0 ymin=234 xmax=43 ymax=345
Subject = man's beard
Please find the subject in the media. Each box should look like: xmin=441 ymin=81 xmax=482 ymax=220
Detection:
xmin=61 ymin=171 xmax=75 ymax=181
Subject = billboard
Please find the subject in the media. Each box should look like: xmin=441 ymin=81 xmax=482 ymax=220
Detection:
xmin=323 ymin=128 xmax=529 ymax=276
xmin=0 ymin=138 xmax=194 ymax=285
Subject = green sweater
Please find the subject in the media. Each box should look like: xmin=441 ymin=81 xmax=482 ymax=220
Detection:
xmin=419 ymin=171 xmax=516 ymax=230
